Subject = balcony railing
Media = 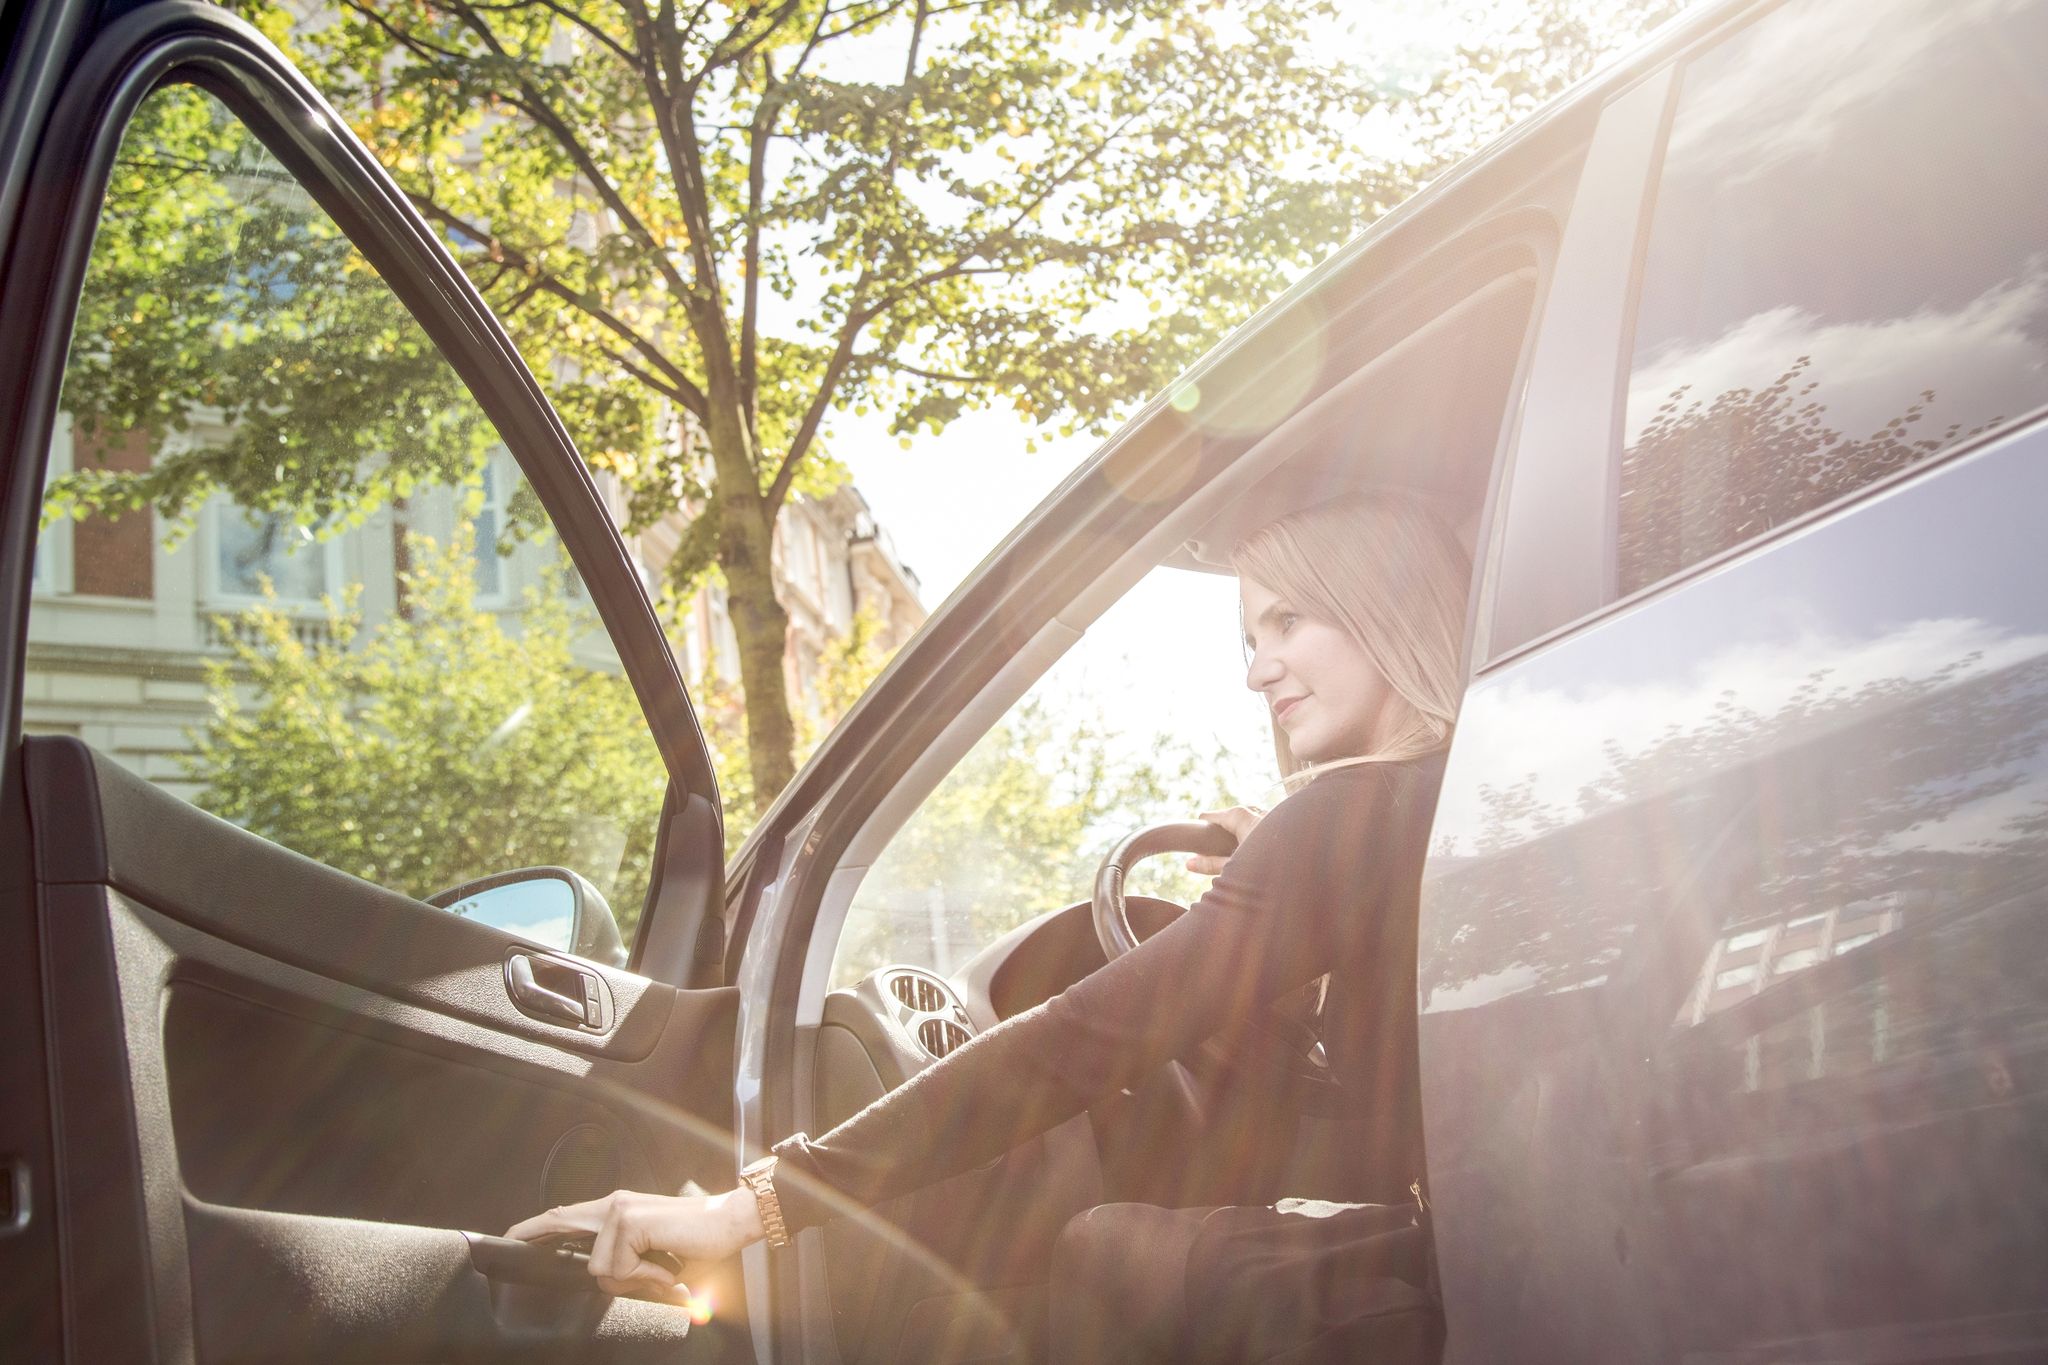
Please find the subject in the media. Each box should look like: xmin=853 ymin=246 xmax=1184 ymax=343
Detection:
xmin=206 ymin=611 xmax=340 ymax=655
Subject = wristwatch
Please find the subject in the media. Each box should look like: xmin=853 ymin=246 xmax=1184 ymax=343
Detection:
xmin=739 ymin=1154 xmax=791 ymax=1248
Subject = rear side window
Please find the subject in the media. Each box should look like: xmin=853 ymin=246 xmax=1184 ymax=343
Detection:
xmin=1615 ymin=0 xmax=2048 ymax=597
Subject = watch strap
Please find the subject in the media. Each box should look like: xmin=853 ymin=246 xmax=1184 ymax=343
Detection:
xmin=740 ymin=1155 xmax=791 ymax=1248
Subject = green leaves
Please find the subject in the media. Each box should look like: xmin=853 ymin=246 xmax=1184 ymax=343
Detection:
xmin=56 ymin=86 xmax=498 ymax=536
xmin=98 ymin=3 xmax=1671 ymax=815
xmin=187 ymin=528 xmax=668 ymax=935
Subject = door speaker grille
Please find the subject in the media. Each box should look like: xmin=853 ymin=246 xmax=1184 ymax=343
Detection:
xmin=543 ymin=1123 xmax=621 ymax=1209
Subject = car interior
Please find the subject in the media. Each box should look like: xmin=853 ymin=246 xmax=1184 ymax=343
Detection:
xmin=783 ymin=235 xmax=1551 ymax=1365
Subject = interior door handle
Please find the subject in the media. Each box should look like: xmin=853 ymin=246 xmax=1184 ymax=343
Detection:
xmin=464 ymin=1232 xmax=603 ymax=1290
xmin=466 ymin=1232 xmax=684 ymax=1290
xmin=506 ymin=953 xmax=591 ymax=1026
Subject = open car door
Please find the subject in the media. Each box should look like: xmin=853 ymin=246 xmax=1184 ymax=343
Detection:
xmin=0 ymin=3 xmax=741 ymax=1360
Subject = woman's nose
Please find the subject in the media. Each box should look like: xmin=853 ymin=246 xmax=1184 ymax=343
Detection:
xmin=1245 ymin=649 xmax=1282 ymax=692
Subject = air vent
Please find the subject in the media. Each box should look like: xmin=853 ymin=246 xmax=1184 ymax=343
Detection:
xmin=887 ymin=972 xmax=947 ymax=1014
xmin=918 ymin=1018 xmax=971 ymax=1058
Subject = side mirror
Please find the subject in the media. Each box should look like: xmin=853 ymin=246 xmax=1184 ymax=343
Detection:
xmin=426 ymin=866 xmax=628 ymax=968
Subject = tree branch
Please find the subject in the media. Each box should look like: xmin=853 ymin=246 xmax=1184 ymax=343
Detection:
xmin=595 ymin=340 xmax=696 ymax=406
xmin=740 ymin=50 xmax=782 ymax=429
xmin=438 ymin=1 xmax=699 ymax=309
xmin=411 ymin=197 xmax=711 ymax=419
xmin=708 ymin=0 xmax=806 ymax=73
xmin=458 ymin=0 xmax=639 ymax=66
xmin=676 ymin=0 xmax=715 ymax=48
xmin=499 ymin=88 xmax=691 ymax=300
xmin=900 ymin=0 xmax=927 ymax=84
xmin=334 ymin=0 xmax=474 ymax=66
xmin=869 ymin=111 xmax=1146 ymax=316
xmin=998 ymin=107 xmax=1147 ymax=237
xmin=854 ymin=354 xmax=994 ymax=384
xmin=765 ymin=297 xmax=872 ymax=514
xmin=641 ymin=3 xmax=725 ymax=307
xmin=786 ymin=0 xmax=844 ymax=79
xmin=814 ymin=0 xmax=916 ymax=48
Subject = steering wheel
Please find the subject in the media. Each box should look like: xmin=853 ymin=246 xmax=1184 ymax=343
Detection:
xmin=1093 ymin=821 xmax=1347 ymax=1115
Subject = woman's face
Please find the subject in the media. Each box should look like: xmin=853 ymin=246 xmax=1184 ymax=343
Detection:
xmin=1240 ymin=575 xmax=1392 ymax=763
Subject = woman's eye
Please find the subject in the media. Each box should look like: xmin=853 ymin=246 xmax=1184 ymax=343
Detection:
xmin=1278 ymin=612 xmax=1299 ymax=633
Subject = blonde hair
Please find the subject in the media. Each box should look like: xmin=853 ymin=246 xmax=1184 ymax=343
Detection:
xmin=1230 ymin=492 xmax=1470 ymax=783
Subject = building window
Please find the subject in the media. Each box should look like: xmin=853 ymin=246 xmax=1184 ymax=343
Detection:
xmin=55 ymin=421 xmax=154 ymax=599
xmin=30 ymin=521 xmax=53 ymax=593
xmin=473 ymin=456 xmax=509 ymax=601
xmin=212 ymin=501 xmax=335 ymax=604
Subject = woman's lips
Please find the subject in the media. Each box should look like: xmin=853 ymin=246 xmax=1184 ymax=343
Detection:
xmin=1273 ymin=695 xmax=1305 ymax=725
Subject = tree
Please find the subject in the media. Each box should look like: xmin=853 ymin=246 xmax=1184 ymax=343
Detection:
xmin=47 ymin=84 xmax=501 ymax=538
xmin=186 ymin=528 xmax=672 ymax=937
xmin=60 ymin=0 xmax=1683 ymax=818
xmin=1618 ymin=359 xmax=2009 ymax=594
xmin=219 ymin=0 xmax=1672 ymax=812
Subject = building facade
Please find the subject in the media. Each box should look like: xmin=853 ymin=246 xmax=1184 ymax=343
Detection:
xmin=26 ymin=408 xmax=924 ymax=803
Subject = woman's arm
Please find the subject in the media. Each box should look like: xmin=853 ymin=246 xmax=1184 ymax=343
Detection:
xmin=770 ymin=764 xmax=1405 ymax=1229
xmin=508 ymin=762 xmax=1419 ymax=1282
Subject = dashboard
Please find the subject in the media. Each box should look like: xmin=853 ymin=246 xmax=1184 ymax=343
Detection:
xmin=812 ymin=899 xmax=1112 ymax=1131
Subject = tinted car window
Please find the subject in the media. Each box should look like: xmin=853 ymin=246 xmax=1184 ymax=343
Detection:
xmin=1615 ymin=0 xmax=2048 ymax=597
xmin=27 ymin=84 xmax=666 ymax=936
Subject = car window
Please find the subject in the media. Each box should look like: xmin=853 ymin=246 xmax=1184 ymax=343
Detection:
xmin=26 ymin=83 xmax=667 ymax=940
xmin=830 ymin=566 xmax=1277 ymax=987
xmin=1613 ymin=0 xmax=2048 ymax=598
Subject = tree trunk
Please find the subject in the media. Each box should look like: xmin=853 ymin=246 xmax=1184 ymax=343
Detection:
xmin=697 ymin=296 xmax=798 ymax=815
xmin=719 ymin=487 xmax=797 ymax=813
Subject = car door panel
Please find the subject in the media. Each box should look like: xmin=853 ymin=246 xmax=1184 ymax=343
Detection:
xmin=30 ymin=733 xmax=746 ymax=1361
xmin=3 ymin=2 xmax=739 ymax=1356
xmin=181 ymin=1201 xmax=696 ymax=1365
xmin=29 ymin=738 xmax=692 ymax=1063
xmin=1421 ymin=411 xmax=2048 ymax=1362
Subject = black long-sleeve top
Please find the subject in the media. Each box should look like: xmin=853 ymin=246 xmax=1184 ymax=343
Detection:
xmin=771 ymin=751 xmax=1448 ymax=1232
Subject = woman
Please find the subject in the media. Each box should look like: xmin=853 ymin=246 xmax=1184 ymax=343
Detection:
xmin=510 ymin=492 xmax=1469 ymax=1363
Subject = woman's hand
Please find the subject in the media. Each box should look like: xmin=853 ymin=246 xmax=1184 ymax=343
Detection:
xmin=1187 ymin=804 xmax=1265 ymax=875
xmin=505 ymin=1186 xmax=766 ymax=1302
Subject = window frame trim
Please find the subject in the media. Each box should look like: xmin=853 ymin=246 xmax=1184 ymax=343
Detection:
xmin=29 ymin=417 xmax=74 ymax=598
xmin=468 ymin=447 xmax=515 ymax=611
xmin=1483 ymin=64 xmax=1680 ymax=666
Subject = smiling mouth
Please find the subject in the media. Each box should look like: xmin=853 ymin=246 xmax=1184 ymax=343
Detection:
xmin=1273 ymin=696 xmax=1306 ymax=724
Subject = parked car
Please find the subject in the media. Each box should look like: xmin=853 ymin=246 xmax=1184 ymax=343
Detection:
xmin=4 ymin=0 xmax=2044 ymax=1361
